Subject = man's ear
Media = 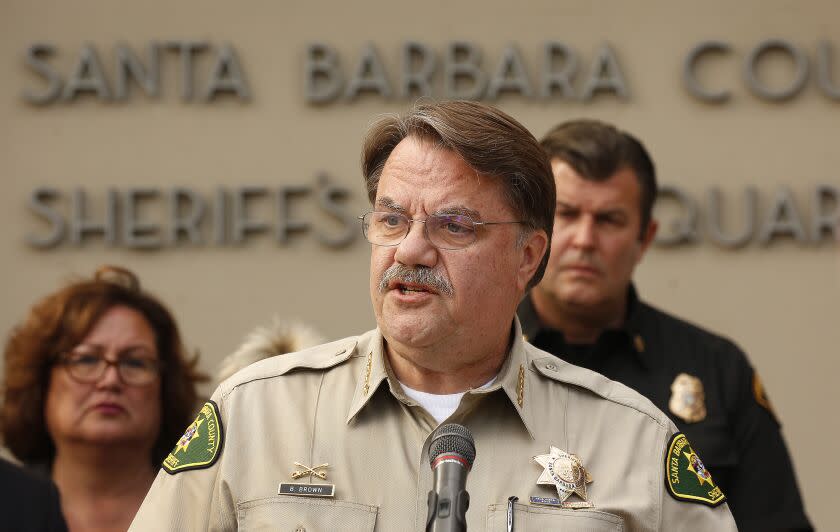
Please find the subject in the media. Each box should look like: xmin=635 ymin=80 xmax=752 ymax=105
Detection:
xmin=517 ymin=229 xmax=549 ymax=292
xmin=638 ymin=219 xmax=659 ymax=258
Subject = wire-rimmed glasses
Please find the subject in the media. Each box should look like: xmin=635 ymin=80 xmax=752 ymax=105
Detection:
xmin=359 ymin=211 xmax=524 ymax=250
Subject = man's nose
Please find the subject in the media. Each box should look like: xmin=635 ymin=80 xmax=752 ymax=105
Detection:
xmin=394 ymin=220 xmax=438 ymax=268
xmin=571 ymin=217 xmax=597 ymax=248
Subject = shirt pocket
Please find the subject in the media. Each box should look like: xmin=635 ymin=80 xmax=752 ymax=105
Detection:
xmin=237 ymin=496 xmax=378 ymax=531
xmin=487 ymin=502 xmax=624 ymax=532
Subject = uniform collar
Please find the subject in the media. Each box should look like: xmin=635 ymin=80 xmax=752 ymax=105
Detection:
xmin=518 ymin=284 xmax=655 ymax=370
xmin=518 ymin=292 xmax=543 ymax=342
xmin=622 ymin=285 xmax=649 ymax=357
xmin=346 ymin=321 xmax=536 ymax=438
xmin=493 ymin=317 xmax=537 ymax=438
xmin=346 ymin=329 xmax=391 ymax=424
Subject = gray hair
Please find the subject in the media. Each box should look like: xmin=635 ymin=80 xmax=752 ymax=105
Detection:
xmin=361 ymin=100 xmax=555 ymax=289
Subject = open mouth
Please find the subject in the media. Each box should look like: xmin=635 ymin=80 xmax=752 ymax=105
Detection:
xmin=391 ymin=281 xmax=436 ymax=295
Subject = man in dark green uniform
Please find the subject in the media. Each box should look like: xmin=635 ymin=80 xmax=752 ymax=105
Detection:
xmin=518 ymin=119 xmax=812 ymax=532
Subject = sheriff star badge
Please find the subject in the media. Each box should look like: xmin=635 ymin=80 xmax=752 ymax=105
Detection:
xmin=533 ymin=447 xmax=593 ymax=507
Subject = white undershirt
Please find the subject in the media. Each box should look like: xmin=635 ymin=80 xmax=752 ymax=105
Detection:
xmin=400 ymin=376 xmax=497 ymax=424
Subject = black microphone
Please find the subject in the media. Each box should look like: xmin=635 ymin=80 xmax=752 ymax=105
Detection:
xmin=426 ymin=423 xmax=476 ymax=532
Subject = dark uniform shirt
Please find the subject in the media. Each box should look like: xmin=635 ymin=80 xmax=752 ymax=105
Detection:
xmin=518 ymin=286 xmax=812 ymax=532
xmin=0 ymin=458 xmax=67 ymax=532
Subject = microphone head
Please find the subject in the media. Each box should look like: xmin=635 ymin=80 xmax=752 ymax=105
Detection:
xmin=429 ymin=423 xmax=476 ymax=468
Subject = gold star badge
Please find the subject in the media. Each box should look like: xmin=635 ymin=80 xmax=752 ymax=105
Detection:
xmin=684 ymin=450 xmax=715 ymax=487
xmin=174 ymin=417 xmax=204 ymax=454
xmin=533 ymin=447 xmax=593 ymax=504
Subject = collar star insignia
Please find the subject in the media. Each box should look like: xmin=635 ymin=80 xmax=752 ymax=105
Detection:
xmin=174 ymin=417 xmax=204 ymax=454
xmin=533 ymin=446 xmax=593 ymax=503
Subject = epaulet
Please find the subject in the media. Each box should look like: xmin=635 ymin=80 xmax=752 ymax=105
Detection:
xmin=642 ymin=300 xmax=739 ymax=351
xmin=219 ymin=336 xmax=359 ymax=394
xmin=527 ymin=344 xmax=671 ymax=429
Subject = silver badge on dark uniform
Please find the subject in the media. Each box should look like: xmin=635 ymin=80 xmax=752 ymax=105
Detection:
xmin=669 ymin=373 xmax=707 ymax=423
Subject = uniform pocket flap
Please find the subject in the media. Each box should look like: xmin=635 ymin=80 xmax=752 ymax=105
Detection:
xmin=237 ymin=496 xmax=378 ymax=531
xmin=487 ymin=502 xmax=624 ymax=532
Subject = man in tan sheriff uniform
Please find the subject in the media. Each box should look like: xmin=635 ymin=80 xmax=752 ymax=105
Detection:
xmin=130 ymin=101 xmax=737 ymax=531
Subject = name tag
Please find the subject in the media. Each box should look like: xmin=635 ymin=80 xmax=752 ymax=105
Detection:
xmin=529 ymin=496 xmax=594 ymax=509
xmin=278 ymin=483 xmax=335 ymax=498
xmin=529 ymin=495 xmax=562 ymax=506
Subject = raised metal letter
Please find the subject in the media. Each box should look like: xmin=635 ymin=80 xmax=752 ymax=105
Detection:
xmin=706 ymin=187 xmax=757 ymax=248
xmin=581 ymin=43 xmax=628 ymax=101
xmin=541 ymin=41 xmax=578 ymax=99
xmin=654 ymin=185 xmax=698 ymax=246
xmin=744 ymin=39 xmax=808 ymax=101
xmin=276 ymin=185 xmax=311 ymax=243
xmin=444 ymin=41 xmax=487 ymax=100
xmin=70 ymin=188 xmax=116 ymax=246
xmin=811 ymin=184 xmax=840 ymax=242
xmin=758 ymin=187 xmax=807 ymax=244
xmin=816 ymin=41 xmax=840 ymax=100
xmin=487 ymin=44 xmax=533 ymax=99
xmin=683 ymin=41 xmax=732 ymax=103
xmin=165 ymin=41 xmax=208 ymax=102
xmin=401 ymin=41 xmax=436 ymax=98
xmin=122 ymin=188 xmax=162 ymax=249
xmin=115 ymin=43 xmax=160 ymax=100
xmin=232 ymin=186 xmax=269 ymax=243
xmin=204 ymin=43 xmax=251 ymax=101
xmin=345 ymin=43 xmax=392 ymax=100
xmin=26 ymin=188 xmax=65 ymax=248
xmin=62 ymin=44 xmax=112 ymax=101
xmin=22 ymin=44 xmax=62 ymax=105
xmin=169 ymin=188 xmax=206 ymax=245
xmin=316 ymin=174 xmax=354 ymax=248
xmin=305 ymin=43 xmax=343 ymax=104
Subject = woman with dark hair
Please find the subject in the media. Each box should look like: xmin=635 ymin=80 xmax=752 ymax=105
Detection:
xmin=1 ymin=266 xmax=206 ymax=531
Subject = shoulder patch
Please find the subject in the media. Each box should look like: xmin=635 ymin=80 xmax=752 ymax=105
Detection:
xmin=664 ymin=432 xmax=726 ymax=507
xmin=163 ymin=400 xmax=224 ymax=475
xmin=752 ymin=372 xmax=778 ymax=422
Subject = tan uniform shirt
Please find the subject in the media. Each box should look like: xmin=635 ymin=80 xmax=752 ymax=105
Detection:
xmin=131 ymin=321 xmax=737 ymax=531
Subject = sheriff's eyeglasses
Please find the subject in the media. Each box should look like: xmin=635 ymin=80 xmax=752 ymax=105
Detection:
xmin=359 ymin=211 xmax=524 ymax=250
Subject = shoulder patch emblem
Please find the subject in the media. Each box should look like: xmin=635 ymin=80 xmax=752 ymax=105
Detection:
xmin=752 ymin=372 xmax=778 ymax=421
xmin=664 ymin=432 xmax=725 ymax=507
xmin=163 ymin=400 xmax=224 ymax=475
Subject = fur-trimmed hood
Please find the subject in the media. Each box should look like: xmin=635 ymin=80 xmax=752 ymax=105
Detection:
xmin=215 ymin=317 xmax=325 ymax=385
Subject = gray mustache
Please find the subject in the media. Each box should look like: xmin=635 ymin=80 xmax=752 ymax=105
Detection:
xmin=378 ymin=264 xmax=454 ymax=296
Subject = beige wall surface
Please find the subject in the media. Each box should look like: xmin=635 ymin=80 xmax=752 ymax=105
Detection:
xmin=2 ymin=0 xmax=838 ymax=528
